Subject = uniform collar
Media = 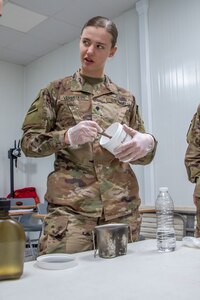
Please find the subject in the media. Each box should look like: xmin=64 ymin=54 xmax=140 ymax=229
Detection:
xmin=71 ymin=69 xmax=118 ymax=95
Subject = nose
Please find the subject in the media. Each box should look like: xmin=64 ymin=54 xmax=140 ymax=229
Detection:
xmin=87 ymin=44 xmax=95 ymax=55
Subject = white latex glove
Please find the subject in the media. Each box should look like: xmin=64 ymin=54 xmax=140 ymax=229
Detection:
xmin=113 ymin=124 xmax=154 ymax=162
xmin=67 ymin=120 xmax=103 ymax=146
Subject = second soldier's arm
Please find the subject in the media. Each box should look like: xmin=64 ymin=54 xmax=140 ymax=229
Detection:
xmin=185 ymin=104 xmax=200 ymax=198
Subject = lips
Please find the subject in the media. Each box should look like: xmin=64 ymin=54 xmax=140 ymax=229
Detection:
xmin=84 ymin=57 xmax=94 ymax=63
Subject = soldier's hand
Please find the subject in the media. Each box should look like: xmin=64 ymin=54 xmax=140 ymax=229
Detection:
xmin=113 ymin=124 xmax=154 ymax=162
xmin=66 ymin=121 xmax=103 ymax=146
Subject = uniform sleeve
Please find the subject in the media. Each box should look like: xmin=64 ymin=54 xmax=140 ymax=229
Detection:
xmin=185 ymin=105 xmax=200 ymax=196
xmin=128 ymin=99 xmax=157 ymax=166
xmin=21 ymin=85 xmax=66 ymax=157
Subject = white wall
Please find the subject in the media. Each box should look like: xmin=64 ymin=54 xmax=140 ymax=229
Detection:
xmin=0 ymin=61 xmax=24 ymax=197
xmin=149 ymin=0 xmax=200 ymax=204
xmin=1 ymin=1 xmax=200 ymax=207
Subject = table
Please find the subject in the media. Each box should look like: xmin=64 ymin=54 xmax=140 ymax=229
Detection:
xmin=1 ymin=239 xmax=200 ymax=300
xmin=140 ymin=205 xmax=196 ymax=236
xmin=140 ymin=205 xmax=196 ymax=214
xmin=9 ymin=209 xmax=35 ymax=217
xmin=9 ymin=201 xmax=37 ymax=218
xmin=32 ymin=213 xmax=46 ymax=219
xmin=9 ymin=208 xmax=36 ymax=222
xmin=9 ymin=200 xmax=37 ymax=219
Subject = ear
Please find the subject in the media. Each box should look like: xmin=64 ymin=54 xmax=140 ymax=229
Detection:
xmin=109 ymin=46 xmax=117 ymax=58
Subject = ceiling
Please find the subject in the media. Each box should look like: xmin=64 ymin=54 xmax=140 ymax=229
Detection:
xmin=0 ymin=0 xmax=138 ymax=66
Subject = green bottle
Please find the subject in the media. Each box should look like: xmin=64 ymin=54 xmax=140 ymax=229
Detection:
xmin=0 ymin=199 xmax=26 ymax=280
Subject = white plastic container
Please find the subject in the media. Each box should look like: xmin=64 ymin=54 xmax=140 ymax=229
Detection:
xmin=99 ymin=122 xmax=132 ymax=162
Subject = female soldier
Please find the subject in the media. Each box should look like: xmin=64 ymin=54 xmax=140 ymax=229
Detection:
xmin=21 ymin=16 xmax=157 ymax=254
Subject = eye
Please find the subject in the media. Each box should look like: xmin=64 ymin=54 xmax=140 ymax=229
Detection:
xmin=97 ymin=44 xmax=105 ymax=49
xmin=82 ymin=39 xmax=90 ymax=46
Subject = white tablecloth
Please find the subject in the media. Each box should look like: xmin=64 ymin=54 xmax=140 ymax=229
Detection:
xmin=1 ymin=239 xmax=200 ymax=300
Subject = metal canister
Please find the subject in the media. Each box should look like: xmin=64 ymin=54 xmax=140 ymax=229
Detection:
xmin=93 ymin=223 xmax=128 ymax=258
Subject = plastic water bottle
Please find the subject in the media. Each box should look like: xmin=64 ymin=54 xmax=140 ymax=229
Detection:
xmin=155 ymin=187 xmax=176 ymax=252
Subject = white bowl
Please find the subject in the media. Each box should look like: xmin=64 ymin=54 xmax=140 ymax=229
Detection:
xmin=36 ymin=253 xmax=78 ymax=270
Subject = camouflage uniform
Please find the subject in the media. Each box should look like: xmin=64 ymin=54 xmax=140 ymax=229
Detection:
xmin=185 ymin=104 xmax=200 ymax=237
xmin=21 ymin=70 xmax=157 ymax=254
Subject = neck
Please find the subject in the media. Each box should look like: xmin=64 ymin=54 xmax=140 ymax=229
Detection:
xmin=80 ymin=73 xmax=104 ymax=85
xmin=80 ymin=68 xmax=104 ymax=79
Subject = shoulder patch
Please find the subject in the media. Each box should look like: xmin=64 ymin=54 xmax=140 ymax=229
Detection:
xmin=27 ymin=104 xmax=38 ymax=114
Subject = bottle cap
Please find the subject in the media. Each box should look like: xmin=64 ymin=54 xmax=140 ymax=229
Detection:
xmin=159 ymin=187 xmax=168 ymax=192
xmin=0 ymin=198 xmax=11 ymax=211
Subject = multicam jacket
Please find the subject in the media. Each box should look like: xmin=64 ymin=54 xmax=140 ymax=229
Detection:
xmin=185 ymin=104 xmax=200 ymax=197
xmin=21 ymin=70 xmax=156 ymax=221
